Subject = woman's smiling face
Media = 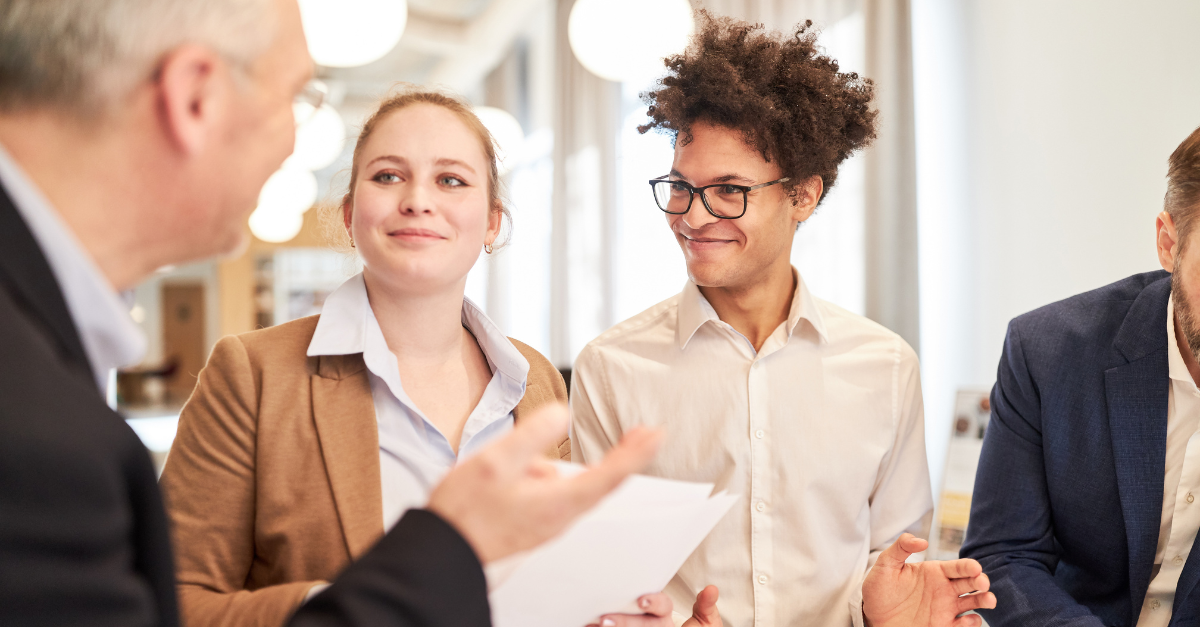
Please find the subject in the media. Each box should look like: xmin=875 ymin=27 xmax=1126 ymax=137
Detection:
xmin=344 ymin=102 xmax=501 ymax=297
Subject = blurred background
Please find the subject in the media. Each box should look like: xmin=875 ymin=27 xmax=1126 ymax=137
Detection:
xmin=120 ymin=0 xmax=1200 ymax=509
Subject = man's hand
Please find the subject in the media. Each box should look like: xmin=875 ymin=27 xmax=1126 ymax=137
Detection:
xmin=587 ymin=586 xmax=722 ymax=627
xmin=426 ymin=403 xmax=661 ymax=564
xmin=862 ymin=534 xmax=997 ymax=627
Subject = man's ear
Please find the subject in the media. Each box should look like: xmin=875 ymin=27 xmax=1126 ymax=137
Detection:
xmin=1158 ymin=210 xmax=1181 ymax=273
xmin=156 ymin=44 xmax=229 ymax=156
xmin=789 ymin=175 xmax=823 ymax=225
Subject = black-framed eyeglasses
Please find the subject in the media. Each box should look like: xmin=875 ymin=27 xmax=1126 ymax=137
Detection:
xmin=648 ymin=175 xmax=790 ymax=219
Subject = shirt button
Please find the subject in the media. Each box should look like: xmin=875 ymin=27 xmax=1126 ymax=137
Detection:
xmin=1175 ymin=556 xmax=1185 ymax=566
xmin=757 ymin=575 xmax=768 ymax=585
xmin=755 ymin=429 xmax=765 ymax=439
xmin=756 ymin=502 xmax=766 ymax=512
xmin=1189 ymin=493 xmax=1195 ymax=504
xmin=1151 ymin=599 xmax=1161 ymax=611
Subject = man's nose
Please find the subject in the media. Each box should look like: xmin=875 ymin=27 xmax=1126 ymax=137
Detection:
xmin=682 ymin=191 xmax=720 ymax=230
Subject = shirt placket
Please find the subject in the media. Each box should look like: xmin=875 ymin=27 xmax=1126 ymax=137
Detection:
xmin=748 ymin=355 xmax=775 ymax=627
xmin=1150 ymin=418 xmax=1200 ymax=623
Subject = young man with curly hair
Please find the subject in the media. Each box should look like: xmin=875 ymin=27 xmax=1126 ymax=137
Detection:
xmin=571 ymin=13 xmax=993 ymax=627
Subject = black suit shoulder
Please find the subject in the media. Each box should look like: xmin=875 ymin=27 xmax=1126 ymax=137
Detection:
xmin=0 ymin=283 xmax=177 ymax=627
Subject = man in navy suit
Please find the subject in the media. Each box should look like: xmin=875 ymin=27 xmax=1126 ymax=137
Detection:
xmin=962 ymin=125 xmax=1200 ymax=627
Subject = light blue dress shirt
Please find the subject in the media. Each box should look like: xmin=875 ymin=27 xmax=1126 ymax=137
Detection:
xmin=0 ymin=141 xmax=145 ymax=394
xmin=307 ymin=273 xmax=528 ymax=530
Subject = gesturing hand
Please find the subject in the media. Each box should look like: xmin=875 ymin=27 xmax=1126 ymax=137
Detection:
xmin=427 ymin=403 xmax=662 ymax=564
xmin=862 ymin=534 xmax=997 ymax=627
xmin=588 ymin=585 xmax=722 ymax=627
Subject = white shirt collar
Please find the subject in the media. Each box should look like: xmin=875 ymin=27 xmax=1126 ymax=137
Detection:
xmin=675 ymin=266 xmax=828 ymax=349
xmin=0 ymin=142 xmax=146 ymax=392
xmin=307 ymin=272 xmax=529 ymax=383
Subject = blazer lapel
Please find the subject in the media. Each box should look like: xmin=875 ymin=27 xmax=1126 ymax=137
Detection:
xmin=0 ymin=184 xmax=92 ymax=379
xmin=1106 ymin=358 xmax=1169 ymax=613
xmin=310 ymin=353 xmax=384 ymax=560
xmin=1107 ymin=274 xmax=1171 ymax=618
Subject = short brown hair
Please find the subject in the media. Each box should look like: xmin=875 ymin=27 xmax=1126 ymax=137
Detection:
xmin=1167 ymin=126 xmax=1200 ymax=249
xmin=639 ymin=11 xmax=877 ymax=203
xmin=341 ymin=85 xmax=510 ymax=246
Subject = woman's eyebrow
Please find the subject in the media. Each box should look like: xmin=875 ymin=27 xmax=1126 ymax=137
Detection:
xmin=365 ymin=155 xmax=406 ymax=169
xmin=435 ymin=158 xmax=477 ymax=174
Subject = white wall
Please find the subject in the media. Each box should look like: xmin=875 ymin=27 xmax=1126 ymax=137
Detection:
xmin=914 ymin=0 xmax=1200 ymax=490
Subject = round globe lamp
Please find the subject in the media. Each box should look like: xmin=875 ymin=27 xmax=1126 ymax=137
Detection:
xmin=568 ymin=0 xmax=694 ymax=84
xmin=473 ymin=106 xmax=525 ymax=175
xmin=288 ymin=102 xmax=346 ymax=172
xmin=297 ymin=0 xmax=408 ymax=68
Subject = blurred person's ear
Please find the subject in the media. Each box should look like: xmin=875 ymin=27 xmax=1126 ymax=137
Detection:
xmin=156 ymin=44 xmax=232 ymax=156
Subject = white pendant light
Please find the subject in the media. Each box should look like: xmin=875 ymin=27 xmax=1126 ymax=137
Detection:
xmin=568 ymin=0 xmax=695 ymax=84
xmin=248 ymin=167 xmax=318 ymax=243
xmin=287 ymin=102 xmax=346 ymax=171
xmin=297 ymin=0 xmax=408 ymax=68
xmin=249 ymin=206 xmax=305 ymax=243
xmin=473 ymin=106 xmax=525 ymax=175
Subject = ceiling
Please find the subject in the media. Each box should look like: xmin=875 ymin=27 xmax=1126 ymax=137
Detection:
xmin=319 ymin=0 xmax=547 ymax=105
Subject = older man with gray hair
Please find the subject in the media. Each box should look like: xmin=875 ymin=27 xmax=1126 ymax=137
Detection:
xmin=0 ymin=1 xmax=661 ymax=625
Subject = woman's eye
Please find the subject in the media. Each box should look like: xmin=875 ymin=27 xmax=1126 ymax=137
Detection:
xmin=440 ymin=176 xmax=466 ymax=187
xmin=719 ymin=185 xmax=743 ymax=195
xmin=373 ymin=172 xmax=400 ymax=183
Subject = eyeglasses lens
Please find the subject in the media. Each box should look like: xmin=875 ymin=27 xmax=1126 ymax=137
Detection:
xmin=702 ymin=186 xmax=747 ymax=218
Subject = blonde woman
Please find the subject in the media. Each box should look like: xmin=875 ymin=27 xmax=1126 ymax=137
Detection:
xmin=160 ymin=88 xmax=569 ymax=626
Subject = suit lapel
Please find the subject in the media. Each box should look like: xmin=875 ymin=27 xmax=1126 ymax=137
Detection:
xmin=310 ymin=353 xmax=384 ymax=560
xmin=1106 ymin=357 xmax=1169 ymax=614
xmin=1107 ymin=274 xmax=1172 ymax=618
xmin=0 ymin=184 xmax=92 ymax=379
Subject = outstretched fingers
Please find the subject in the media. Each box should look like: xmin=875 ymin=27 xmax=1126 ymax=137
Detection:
xmin=561 ymin=426 xmax=663 ymax=511
xmin=938 ymin=557 xmax=984 ymax=581
xmin=949 ymin=571 xmax=989 ymax=596
xmin=955 ymin=591 xmax=997 ymax=615
xmin=951 ymin=613 xmax=983 ymax=627
xmin=490 ymin=404 xmax=570 ymax=471
xmin=874 ymin=533 xmax=930 ymax=571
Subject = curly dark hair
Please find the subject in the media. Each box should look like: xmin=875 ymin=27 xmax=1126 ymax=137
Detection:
xmin=640 ymin=11 xmax=877 ymax=203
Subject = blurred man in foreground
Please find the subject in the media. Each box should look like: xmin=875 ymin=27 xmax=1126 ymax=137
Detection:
xmin=0 ymin=1 xmax=659 ymax=625
xmin=962 ymin=126 xmax=1200 ymax=626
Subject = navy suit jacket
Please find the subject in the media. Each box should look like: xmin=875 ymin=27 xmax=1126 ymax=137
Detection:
xmin=960 ymin=270 xmax=1200 ymax=626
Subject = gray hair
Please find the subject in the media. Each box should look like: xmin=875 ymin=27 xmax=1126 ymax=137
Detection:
xmin=0 ymin=0 xmax=278 ymax=117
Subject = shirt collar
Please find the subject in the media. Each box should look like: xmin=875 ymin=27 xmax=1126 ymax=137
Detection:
xmin=0 ymin=142 xmax=145 ymax=393
xmin=1167 ymin=296 xmax=1194 ymax=385
xmin=676 ymin=266 xmax=828 ymax=350
xmin=307 ymin=272 xmax=530 ymax=384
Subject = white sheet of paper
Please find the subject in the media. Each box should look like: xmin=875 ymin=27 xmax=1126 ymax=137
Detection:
xmin=487 ymin=463 xmax=738 ymax=627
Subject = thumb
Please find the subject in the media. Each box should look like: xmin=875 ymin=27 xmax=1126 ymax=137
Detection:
xmin=491 ymin=403 xmax=569 ymax=469
xmin=873 ymin=533 xmax=928 ymax=571
xmin=692 ymin=585 xmax=720 ymax=625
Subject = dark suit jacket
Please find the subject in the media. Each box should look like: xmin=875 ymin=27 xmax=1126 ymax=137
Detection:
xmin=961 ymin=270 xmax=1200 ymax=627
xmin=0 ymin=183 xmax=491 ymax=626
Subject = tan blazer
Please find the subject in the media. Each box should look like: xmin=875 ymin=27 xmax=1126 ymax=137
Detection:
xmin=159 ymin=315 xmax=569 ymax=627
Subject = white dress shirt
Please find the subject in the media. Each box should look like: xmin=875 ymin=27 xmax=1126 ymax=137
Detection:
xmin=571 ymin=270 xmax=933 ymax=627
xmin=307 ymin=273 xmax=528 ymax=530
xmin=0 ymin=142 xmax=144 ymax=393
xmin=1138 ymin=296 xmax=1200 ymax=626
